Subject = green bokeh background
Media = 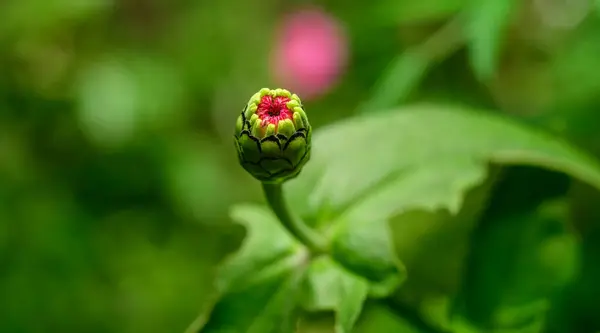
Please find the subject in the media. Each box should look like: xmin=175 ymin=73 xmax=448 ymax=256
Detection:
xmin=2 ymin=0 xmax=600 ymax=332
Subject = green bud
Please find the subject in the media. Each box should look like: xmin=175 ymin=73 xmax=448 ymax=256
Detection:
xmin=234 ymin=88 xmax=312 ymax=183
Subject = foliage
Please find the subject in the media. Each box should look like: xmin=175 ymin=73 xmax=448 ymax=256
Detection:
xmin=193 ymin=105 xmax=600 ymax=332
xmin=3 ymin=0 xmax=600 ymax=333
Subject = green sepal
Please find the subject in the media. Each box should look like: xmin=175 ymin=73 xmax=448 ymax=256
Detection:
xmin=238 ymin=132 xmax=261 ymax=164
xmin=260 ymin=139 xmax=282 ymax=158
xmin=250 ymin=119 xmax=263 ymax=138
xmin=235 ymin=114 xmax=244 ymax=134
xmin=278 ymin=119 xmax=296 ymax=139
xmin=284 ymin=135 xmax=309 ymax=166
xmin=293 ymin=112 xmax=305 ymax=130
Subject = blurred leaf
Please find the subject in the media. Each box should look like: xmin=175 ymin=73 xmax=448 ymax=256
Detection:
xmin=373 ymin=0 xmax=468 ymax=24
xmin=452 ymin=198 xmax=581 ymax=331
xmin=551 ymin=20 xmax=600 ymax=107
xmin=354 ymin=302 xmax=434 ymax=333
xmin=357 ymin=51 xmax=429 ymax=114
xmin=466 ymin=0 xmax=518 ymax=80
xmin=301 ymin=256 xmax=369 ymax=333
xmin=358 ymin=19 xmax=464 ymax=114
xmin=330 ymin=218 xmax=406 ymax=298
xmin=453 ymin=309 xmax=545 ymax=333
xmin=288 ymin=104 xmax=600 ymax=226
xmin=388 ymin=175 xmax=499 ymax=331
xmin=194 ymin=204 xmax=307 ymax=332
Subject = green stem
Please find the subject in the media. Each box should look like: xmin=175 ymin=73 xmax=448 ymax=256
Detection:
xmin=262 ymin=182 xmax=327 ymax=254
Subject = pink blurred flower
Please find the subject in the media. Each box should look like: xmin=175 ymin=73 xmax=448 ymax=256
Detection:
xmin=270 ymin=7 xmax=349 ymax=101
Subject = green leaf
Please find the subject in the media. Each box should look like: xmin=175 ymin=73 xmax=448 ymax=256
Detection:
xmin=193 ymin=204 xmax=308 ymax=333
xmin=466 ymin=0 xmax=518 ymax=80
xmin=330 ymin=218 xmax=406 ymax=298
xmin=216 ymin=204 xmax=305 ymax=292
xmin=200 ymin=271 xmax=301 ymax=333
xmin=357 ymin=51 xmax=429 ymax=114
xmin=452 ymin=198 xmax=581 ymax=331
xmin=301 ymin=256 xmax=369 ymax=333
xmin=373 ymin=0 xmax=469 ymax=25
xmin=551 ymin=20 xmax=600 ymax=108
xmin=353 ymin=302 xmax=430 ymax=333
xmin=285 ymin=105 xmax=600 ymax=300
xmin=388 ymin=175 xmax=498 ymax=331
xmin=288 ymin=104 xmax=600 ymax=223
xmin=358 ymin=20 xmax=464 ymax=114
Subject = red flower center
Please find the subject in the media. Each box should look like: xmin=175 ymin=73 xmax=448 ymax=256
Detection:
xmin=256 ymin=95 xmax=293 ymax=126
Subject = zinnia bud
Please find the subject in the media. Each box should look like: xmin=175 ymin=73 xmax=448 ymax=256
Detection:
xmin=234 ymin=88 xmax=311 ymax=183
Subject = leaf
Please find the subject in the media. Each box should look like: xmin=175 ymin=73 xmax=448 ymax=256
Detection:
xmin=551 ymin=20 xmax=600 ymax=108
xmin=388 ymin=174 xmax=499 ymax=331
xmin=200 ymin=272 xmax=301 ymax=333
xmin=192 ymin=204 xmax=309 ymax=333
xmin=301 ymin=256 xmax=369 ymax=333
xmin=357 ymin=51 xmax=429 ymax=114
xmin=451 ymin=197 xmax=581 ymax=331
xmin=329 ymin=218 xmax=407 ymax=298
xmin=466 ymin=0 xmax=518 ymax=80
xmin=286 ymin=104 xmax=600 ymax=303
xmin=353 ymin=302 xmax=433 ymax=333
xmin=373 ymin=0 xmax=469 ymax=25
xmin=287 ymin=104 xmax=600 ymax=224
xmin=216 ymin=204 xmax=304 ymax=292
xmin=358 ymin=19 xmax=464 ymax=114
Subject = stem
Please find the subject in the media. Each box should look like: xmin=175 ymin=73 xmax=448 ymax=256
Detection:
xmin=262 ymin=182 xmax=328 ymax=254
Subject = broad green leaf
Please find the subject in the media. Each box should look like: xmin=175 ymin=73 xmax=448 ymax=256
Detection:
xmin=192 ymin=204 xmax=308 ymax=333
xmin=286 ymin=104 xmax=600 ymax=302
xmin=300 ymin=256 xmax=369 ymax=333
xmin=466 ymin=0 xmax=518 ymax=80
xmin=287 ymin=104 xmax=600 ymax=225
xmin=329 ymin=218 xmax=406 ymax=298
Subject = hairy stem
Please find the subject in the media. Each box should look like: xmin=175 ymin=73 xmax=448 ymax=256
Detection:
xmin=262 ymin=182 xmax=328 ymax=254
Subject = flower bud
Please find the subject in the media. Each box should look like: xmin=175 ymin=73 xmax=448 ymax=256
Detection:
xmin=234 ymin=88 xmax=311 ymax=183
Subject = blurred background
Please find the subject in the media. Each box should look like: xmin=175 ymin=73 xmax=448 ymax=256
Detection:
xmin=2 ymin=0 xmax=600 ymax=332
